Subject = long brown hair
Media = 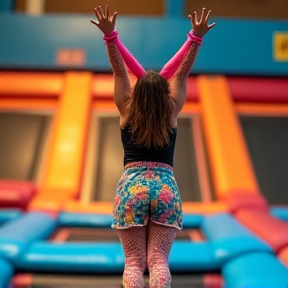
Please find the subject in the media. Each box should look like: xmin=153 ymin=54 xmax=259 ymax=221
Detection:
xmin=128 ymin=71 xmax=174 ymax=148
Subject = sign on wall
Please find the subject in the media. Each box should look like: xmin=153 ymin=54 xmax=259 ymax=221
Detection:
xmin=273 ymin=32 xmax=288 ymax=62
xmin=56 ymin=49 xmax=86 ymax=66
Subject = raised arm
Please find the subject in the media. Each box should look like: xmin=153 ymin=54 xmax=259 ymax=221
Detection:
xmin=165 ymin=8 xmax=215 ymax=116
xmin=91 ymin=6 xmax=132 ymax=118
xmin=167 ymin=33 xmax=201 ymax=116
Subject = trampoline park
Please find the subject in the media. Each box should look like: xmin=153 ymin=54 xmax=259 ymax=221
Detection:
xmin=0 ymin=0 xmax=288 ymax=287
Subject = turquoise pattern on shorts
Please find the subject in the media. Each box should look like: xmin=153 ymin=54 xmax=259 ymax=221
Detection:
xmin=112 ymin=162 xmax=183 ymax=230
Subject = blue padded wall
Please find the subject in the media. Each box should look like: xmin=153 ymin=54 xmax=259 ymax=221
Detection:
xmin=0 ymin=14 xmax=287 ymax=75
xmin=0 ymin=0 xmax=13 ymax=12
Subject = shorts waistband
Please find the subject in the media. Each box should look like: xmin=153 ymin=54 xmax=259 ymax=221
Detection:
xmin=124 ymin=161 xmax=173 ymax=171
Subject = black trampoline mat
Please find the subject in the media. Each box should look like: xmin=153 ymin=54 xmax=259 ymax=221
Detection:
xmin=177 ymin=229 xmax=203 ymax=241
xmin=240 ymin=116 xmax=288 ymax=204
xmin=0 ymin=112 xmax=51 ymax=180
xmin=14 ymin=273 xmax=217 ymax=288
xmin=51 ymin=227 xmax=196 ymax=242
xmin=65 ymin=228 xmax=120 ymax=242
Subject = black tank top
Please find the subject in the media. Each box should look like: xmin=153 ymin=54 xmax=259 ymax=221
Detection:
xmin=121 ymin=126 xmax=177 ymax=167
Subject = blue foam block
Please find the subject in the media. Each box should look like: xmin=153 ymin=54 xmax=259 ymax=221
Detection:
xmin=202 ymin=213 xmax=272 ymax=263
xmin=0 ymin=257 xmax=13 ymax=288
xmin=19 ymin=241 xmax=220 ymax=273
xmin=58 ymin=212 xmax=113 ymax=228
xmin=0 ymin=212 xmax=57 ymax=261
xmin=58 ymin=212 xmax=203 ymax=229
xmin=182 ymin=214 xmax=203 ymax=228
xmin=223 ymin=252 xmax=288 ymax=288
xmin=17 ymin=242 xmax=124 ymax=273
xmin=0 ymin=209 xmax=23 ymax=225
xmin=170 ymin=241 xmax=221 ymax=271
xmin=270 ymin=207 xmax=288 ymax=222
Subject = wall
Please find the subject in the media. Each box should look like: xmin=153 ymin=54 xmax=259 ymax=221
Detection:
xmin=14 ymin=0 xmax=288 ymax=19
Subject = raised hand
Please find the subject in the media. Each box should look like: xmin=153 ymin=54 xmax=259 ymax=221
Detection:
xmin=90 ymin=5 xmax=117 ymax=35
xmin=188 ymin=8 xmax=215 ymax=38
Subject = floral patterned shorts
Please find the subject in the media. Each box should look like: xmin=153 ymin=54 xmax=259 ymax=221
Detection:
xmin=112 ymin=162 xmax=183 ymax=230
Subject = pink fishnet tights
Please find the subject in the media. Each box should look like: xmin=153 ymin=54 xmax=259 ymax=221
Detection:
xmin=117 ymin=221 xmax=178 ymax=288
xmin=147 ymin=222 xmax=177 ymax=288
xmin=118 ymin=226 xmax=147 ymax=288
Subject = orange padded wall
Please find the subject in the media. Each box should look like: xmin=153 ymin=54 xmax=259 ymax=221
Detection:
xmin=197 ymin=75 xmax=259 ymax=200
xmin=30 ymin=72 xmax=92 ymax=211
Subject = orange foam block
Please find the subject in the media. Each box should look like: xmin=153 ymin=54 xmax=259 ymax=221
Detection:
xmin=28 ymin=189 xmax=77 ymax=212
xmin=278 ymin=246 xmax=288 ymax=268
xmin=0 ymin=72 xmax=63 ymax=96
xmin=197 ymin=75 xmax=260 ymax=200
xmin=42 ymin=72 xmax=92 ymax=195
xmin=63 ymin=201 xmax=114 ymax=214
xmin=182 ymin=201 xmax=228 ymax=214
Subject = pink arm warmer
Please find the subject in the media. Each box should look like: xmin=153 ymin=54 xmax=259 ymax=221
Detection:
xmin=104 ymin=30 xmax=201 ymax=81
xmin=104 ymin=30 xmax=146 ymax=79
xmin=160 ymin=32 xmax=202 ymax=80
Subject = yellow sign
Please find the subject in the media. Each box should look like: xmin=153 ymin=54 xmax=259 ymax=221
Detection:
xmin=273 ymin=32 xmax=288 ymax=61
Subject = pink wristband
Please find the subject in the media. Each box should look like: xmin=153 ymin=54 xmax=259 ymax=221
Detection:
xmin=188 ymin=31 xmax=203 ymax=45
xmin=103 ymin=30 xmax=118 ymax=43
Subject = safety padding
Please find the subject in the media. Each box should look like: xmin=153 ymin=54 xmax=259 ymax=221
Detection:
xmin=29 ymin=209 xmax=59 ymax=220
xmin=63 ymin=200 xmax=113 ymax=214
xmin=169 ymin=242 xmax=221 ymax=271
xmin=58 ymin=212 xmax=113 ymax=228
xmin=228 ymin=77 xmax=288 ymax=103
xmin=197 ymin=76 xmax=259 ymax=201
xmin=182 ymin=201 xmax=228 ymax=214
xmin=222 ymin=252 xmax=288 ymax=288
xmin=270 ymin=207 xmax=288 ymax=222
xmin=0 ymin=257 xmax=13 ymax=288
xmin=182 ymin=214 xmax=203 ymax=228
xmin=0 ymin=72 xmax=63 ymax=96
xmin=225 ymin=192 xmax=268 ymax=213
xmin=236 ymin=208 xmax=288 ymax=252
xmin=186 ymin=77 xmax=198 ymax=101
xmin=58 ymin=212 xmax=204 ymax=229
xmin=278 ymin=246 xmax=288 ymax=268
xmin=0 ymin=212 xmax=56 ymax=262
xmin=0 ymin=209 xmax=23 ymax=225
xmin=91 ymin=76 xmax=198 ymax=102
xmin=17 ymin=242 xmax=124 ymax=273
xmin=202 ymin=213 xmax=272 ymax=263
xmin=0 ymin=181 xmax=37 ymax=209
xmin=28 ymin=189 xmax=74 ymax=212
